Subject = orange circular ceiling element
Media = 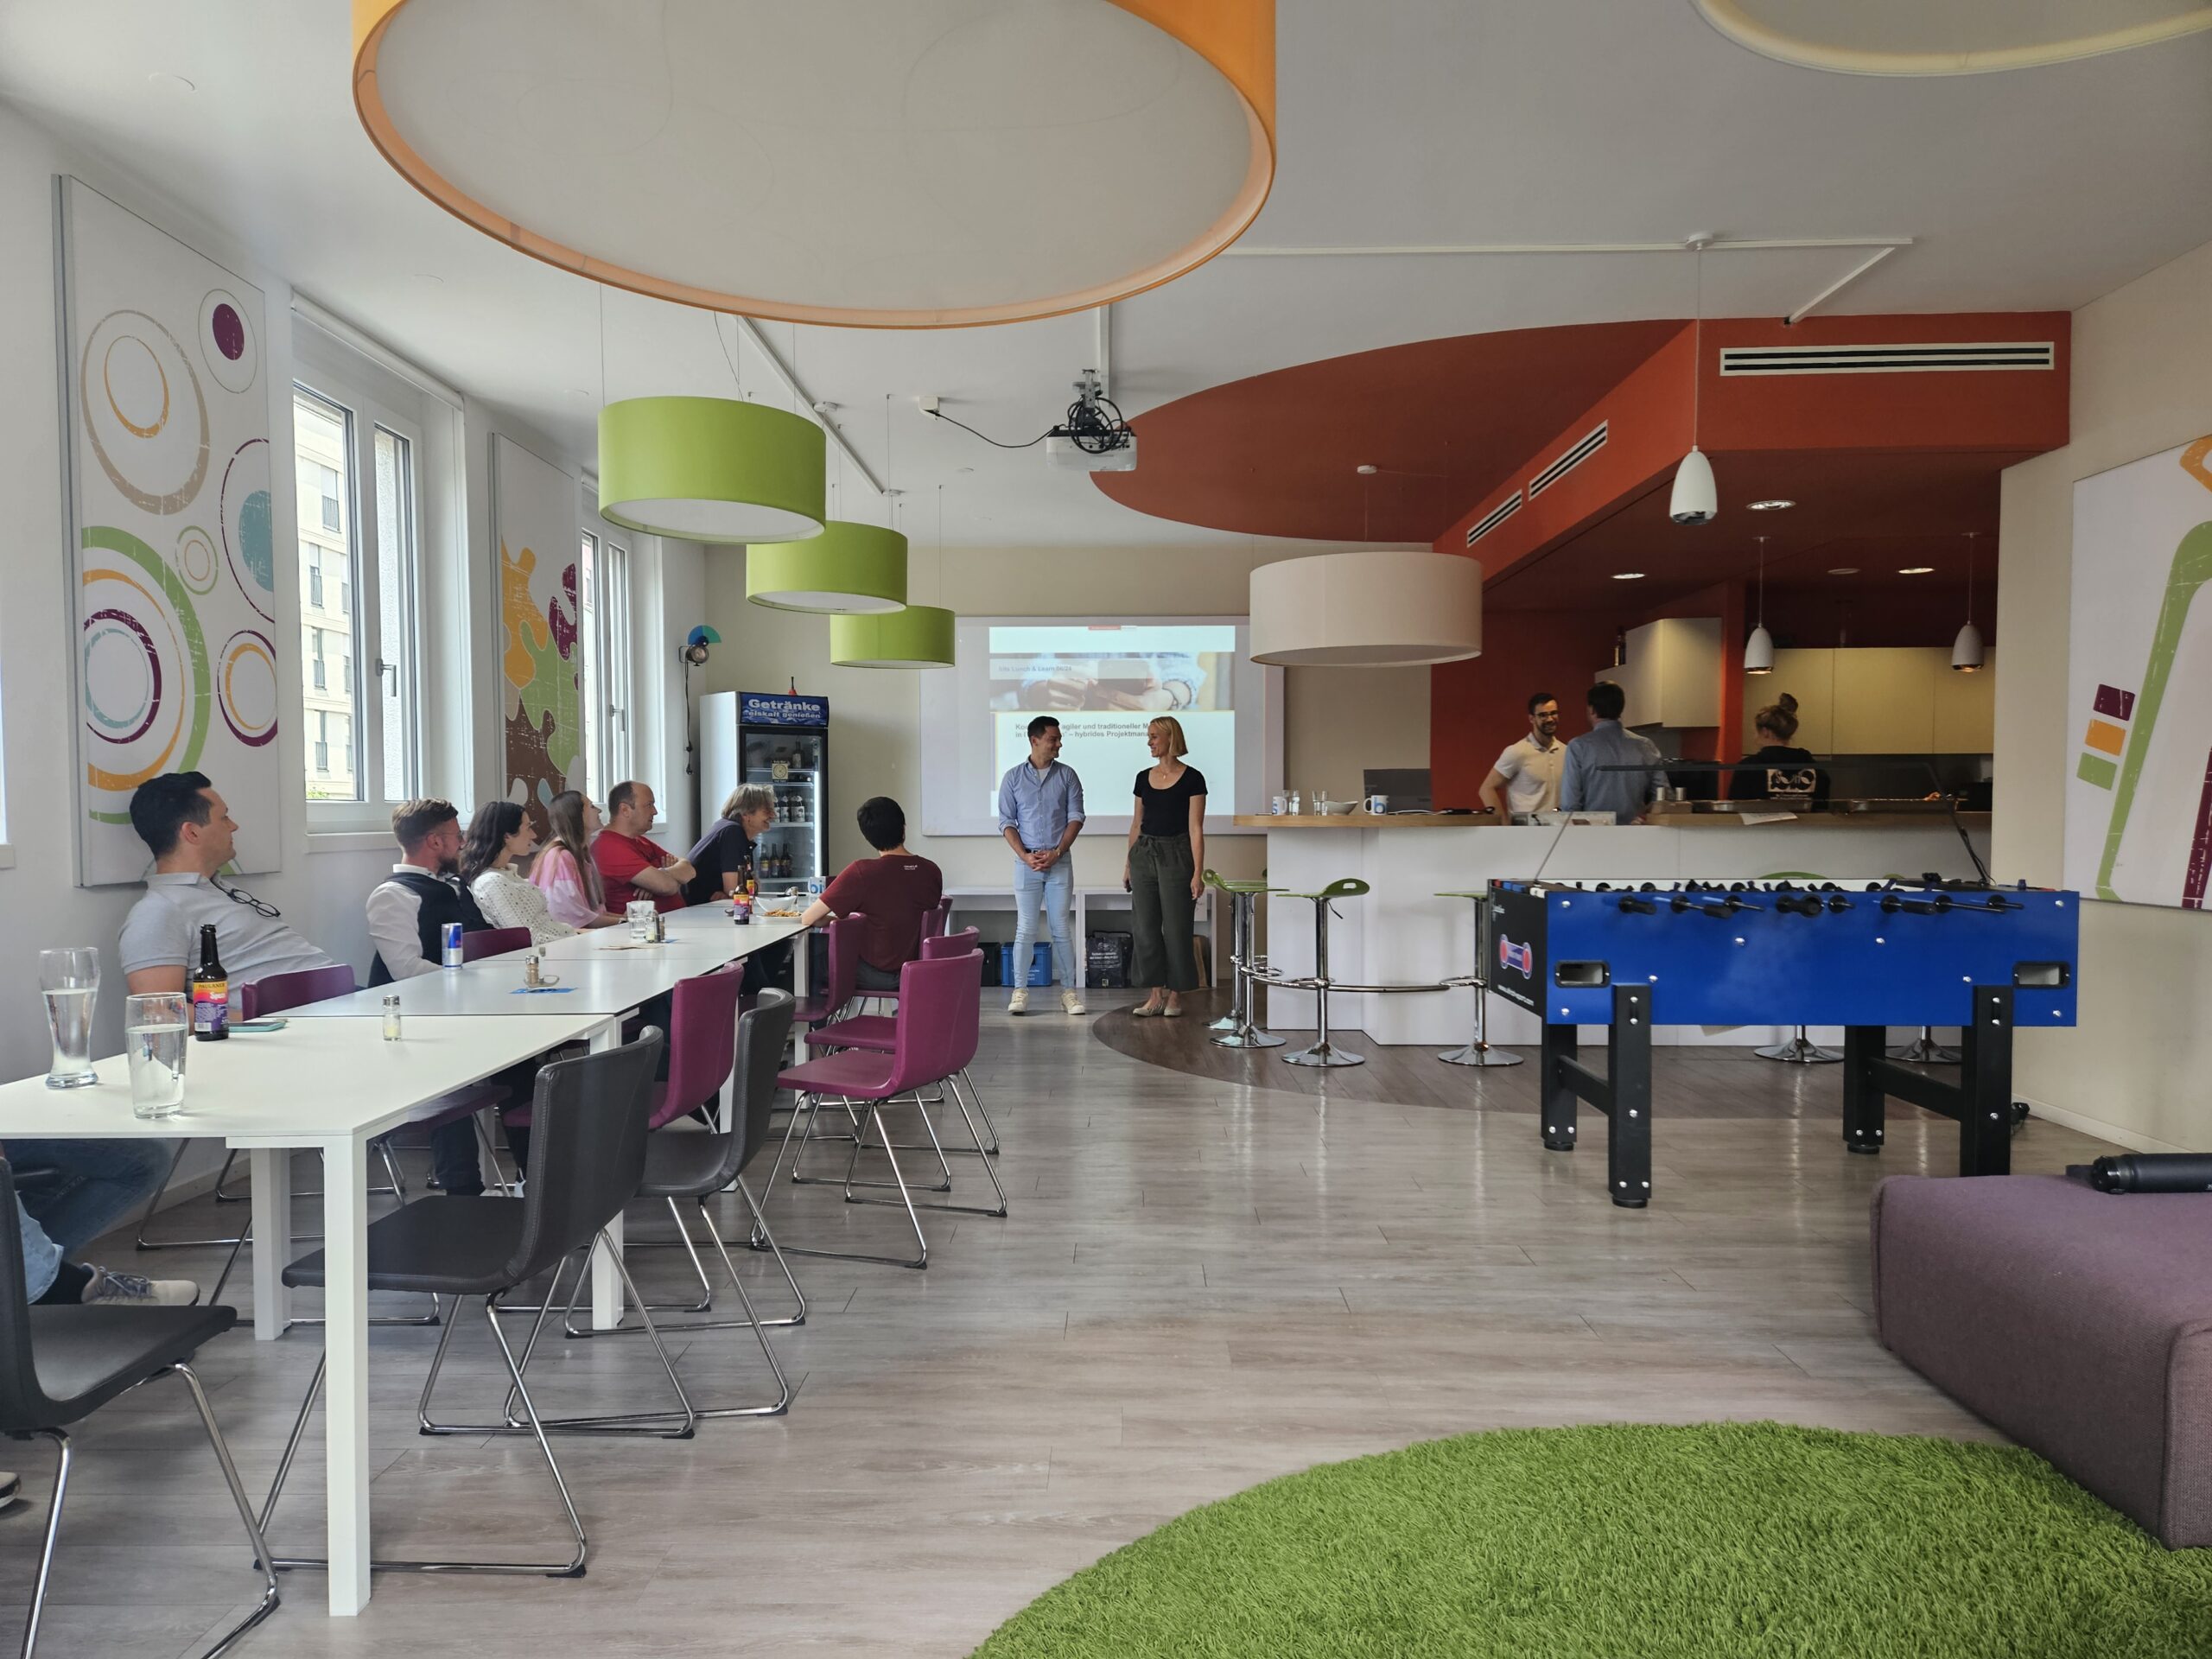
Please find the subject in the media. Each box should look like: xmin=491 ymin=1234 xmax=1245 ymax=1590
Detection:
xmin=1692 ymin=0 xmax=2212 ymax=74
xmin=350 ymin=0 xmax=1274 ymax=329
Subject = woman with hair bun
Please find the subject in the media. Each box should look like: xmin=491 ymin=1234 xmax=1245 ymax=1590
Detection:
xmin=1730 ymin=693 xmax=1830 ymax=804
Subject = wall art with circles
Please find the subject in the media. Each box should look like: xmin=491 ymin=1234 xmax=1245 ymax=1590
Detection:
xmin=60 ymin=179 xmax=279 ymax=884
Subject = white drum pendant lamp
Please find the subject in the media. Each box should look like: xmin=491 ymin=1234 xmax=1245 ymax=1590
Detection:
xmin=1249 ymin=550 xmax=1483 ymax=667
xmin=351 ymin=0 xmax=1274 ymax=328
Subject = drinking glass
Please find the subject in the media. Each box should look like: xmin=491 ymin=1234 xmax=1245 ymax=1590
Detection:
xmin=40 ymin=946 xmax=100 ymax=1090
xmin=626 ymin=899 xmax=655 ymax=940
xmin=124 ymin=992 xmax=190 ymax=1119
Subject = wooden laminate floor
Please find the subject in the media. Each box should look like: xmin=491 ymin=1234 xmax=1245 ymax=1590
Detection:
xmin=0 ymin=998 xmax=2123 ymax=1656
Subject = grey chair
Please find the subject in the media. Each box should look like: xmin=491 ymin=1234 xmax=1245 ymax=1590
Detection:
xmin=553 ymin=988 xmax=801 ymax=1423
xmin=0 ymin=1165 xmax=277 ymax=1658
xmin=258 ymin=1030 xmax=689 ymax=1583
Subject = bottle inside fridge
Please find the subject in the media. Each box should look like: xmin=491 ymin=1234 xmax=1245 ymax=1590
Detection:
xmin=745 ymin=725 xmax=824 ymax=890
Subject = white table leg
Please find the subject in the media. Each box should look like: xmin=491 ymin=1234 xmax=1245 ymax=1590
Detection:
xmin=587 ymin=1018 xmax=625 ymax=1330
xmin=248 ymin=1147 xmax=290 ymax=1341
xmin=321 ymin=1135 xmax=372 ymax=1616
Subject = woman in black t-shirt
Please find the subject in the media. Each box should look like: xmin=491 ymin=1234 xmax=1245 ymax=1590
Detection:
xmin=1728 ymin=693 xmax=1830 ymax=804
xmin=1123 ymin=716 xmax=1207 ymax=1016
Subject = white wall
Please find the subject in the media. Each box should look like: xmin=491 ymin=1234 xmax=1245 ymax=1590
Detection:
xmin=698 ymin=542 xmax=1433 ymax=891
xmin=1996 ymin=236 xmax=2212 ymax=1153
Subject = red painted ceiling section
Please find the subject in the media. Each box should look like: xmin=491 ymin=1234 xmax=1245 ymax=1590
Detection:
xmin=1092 ymin=321 xmax=1681 ymax=543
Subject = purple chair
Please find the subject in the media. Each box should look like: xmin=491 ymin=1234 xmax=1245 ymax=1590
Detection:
xmin=791 ymin=913 xmax=861 ymax=1029
xmin=805 ymin=929 xmax=1001 ymax=1158
xmin=764 ymin=951 xmax=995 ymax=1268
xmin=922 ymin=898 xmax=953 ymax=940
xmin=239 ymin=963 xmax=358 ymax=1020
xmin=462 ymin=926 xmax=532 ymax=963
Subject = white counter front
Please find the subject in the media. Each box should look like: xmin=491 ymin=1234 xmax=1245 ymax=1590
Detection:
xmin=1255 ymin=819 xmax=1995 ymax=1047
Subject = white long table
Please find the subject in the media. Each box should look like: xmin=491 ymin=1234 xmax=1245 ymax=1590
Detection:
xmin=0 ymin=909 xmax=806 ymax=1619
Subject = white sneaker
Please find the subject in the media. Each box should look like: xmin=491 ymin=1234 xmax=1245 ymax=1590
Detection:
xmin=1061 ymin=988 xmax=1086 ymax=1015
xmin=81 ymin=1266 xmax=201 ymax=1307
xmin=1007 ymin=988 xmax=1029 ymax=1014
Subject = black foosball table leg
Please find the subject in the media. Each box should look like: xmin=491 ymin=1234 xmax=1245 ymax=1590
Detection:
xmin=1841 ymin=1026 xmax=1887 ymax=1155
xmin=1606 ymin=984 xmax=1652 ymax=1208
xmin=1956 ymin=985 xmax=2015 ymax=1179
xmin=1540 ymin=1023 xmax=1579 ymax=1153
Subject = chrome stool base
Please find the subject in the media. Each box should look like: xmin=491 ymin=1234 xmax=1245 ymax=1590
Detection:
xmin=1285 ymin=1042 xmax=1364 ymax=1069
xmin=1214 ymin=1029 xmax=1287 ymax=1050
xmin=1887 ymin=1026 xmax=1961 ymax=1065
xmin=1209 ymin=886 xmax=1287 ymax=1051
xmin=1439 ymin=1042 xmax=1523 ymax=1068
xmin=1757 ymin=1026 xmax=1843 ymax=1065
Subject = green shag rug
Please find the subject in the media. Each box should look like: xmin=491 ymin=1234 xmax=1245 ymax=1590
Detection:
xmin=972 ymin=1423 xmax=2212 ymax=1658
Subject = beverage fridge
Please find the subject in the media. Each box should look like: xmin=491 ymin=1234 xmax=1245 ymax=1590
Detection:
xmin=698 ymin=690 xmax=829 ymax=889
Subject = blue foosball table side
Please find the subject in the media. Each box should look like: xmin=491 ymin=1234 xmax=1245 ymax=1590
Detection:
xmin=1486 ymin=879 xmax=2080 ymax=1208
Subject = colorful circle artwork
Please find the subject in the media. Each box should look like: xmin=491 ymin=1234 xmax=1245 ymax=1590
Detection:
xmin=78 ymin=524 xmax=208 ymax=798
xmin=175 ymin=524 xmax=219 ymax=594
xmin=79 ymin=308 xmax=208 ymax=515
xmin=220 ymin=438 xmax=276 ymax=623
xmin=197 ymin=287 xmax=258 ymax=394
xmin=216 ymin=629 xmax=278 ymax=747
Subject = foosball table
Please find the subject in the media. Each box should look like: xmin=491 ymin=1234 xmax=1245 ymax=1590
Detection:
xmin=1486 ymin=878 xmax=2079 ymax=1207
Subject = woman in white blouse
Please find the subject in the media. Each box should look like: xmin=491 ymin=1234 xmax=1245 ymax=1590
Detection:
xmin=461 ymin=801 xmax=579 ymax=944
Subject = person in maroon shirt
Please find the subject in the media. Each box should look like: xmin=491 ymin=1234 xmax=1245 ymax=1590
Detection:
xmin=593 ymin=780 xmax=696 ymax=913
xmin=800 ymin=797 xmax=944 ymax=989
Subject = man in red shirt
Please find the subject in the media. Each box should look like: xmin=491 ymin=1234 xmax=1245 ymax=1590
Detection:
xmin=593 ymin=780 xmax=696 ymax=913
xmin=801 ymin=797 xmax=944 ymax=989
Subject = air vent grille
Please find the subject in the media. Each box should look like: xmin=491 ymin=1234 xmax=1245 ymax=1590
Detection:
xmin=1719 ymin=341 xmax=2055 ymax=376
xmin=1527 ymin=422 xmax=1608 ymax=499
xmin=1464 ymin=491 xmax=1523 ymax=547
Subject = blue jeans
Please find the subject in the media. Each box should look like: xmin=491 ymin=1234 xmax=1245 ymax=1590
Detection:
xmin=1011 ymin=852 xmax=1077 ymax=989
xmin=16 ymin=1208 xmax=60 ymax=1304
xmin=9 ymin=1138 xmax=177 ymax=1254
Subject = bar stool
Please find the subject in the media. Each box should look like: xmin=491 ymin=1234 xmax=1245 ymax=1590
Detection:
xmin=1281 ymin=878 xmax=1369 ymax=1069
xmin=1757 ymin=1027 xmax=1843 ymax=1064
xmin=1203 ymin=871 xmax=1285 ymax=1050
xmin=1887 ymin=1026 xmax=1961 ymax=1064
xmin=1436 ymin=887 xmax=1523 ymax=1068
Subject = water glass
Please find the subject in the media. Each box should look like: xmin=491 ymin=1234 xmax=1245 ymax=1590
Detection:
xmin=40 ymin=946 xmax=100 ymax=1090
xmin=124 ymin=992 xmax=189 ymax=1119
xmin=626 ymin=899 xmax=655 ymax=940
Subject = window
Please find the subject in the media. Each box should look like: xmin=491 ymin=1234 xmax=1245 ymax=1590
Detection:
xmin=578 ymin=531 xmax=600 ymax=803
xmin=295 ymin=382 xmax=422 ymax=816
xmin=577 ymin=529 xmax=633 ymax=804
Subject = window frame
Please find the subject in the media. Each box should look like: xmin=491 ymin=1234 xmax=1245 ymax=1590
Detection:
xmin=293 ymin=374 xmax=427 ymax=828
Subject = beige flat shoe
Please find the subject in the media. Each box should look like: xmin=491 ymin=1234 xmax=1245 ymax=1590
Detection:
xmin=1162 ymin=1004 xmax=1185 ymax=1018
xmin=1132 ymin=1002 xmax=1165 ymax=1018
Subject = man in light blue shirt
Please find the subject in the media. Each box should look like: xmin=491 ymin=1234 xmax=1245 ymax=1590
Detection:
xmin=997 ymin=715 xmax=1086 ymax=1015
xmin=1559 ymin=681 xmax=1665 ymax=823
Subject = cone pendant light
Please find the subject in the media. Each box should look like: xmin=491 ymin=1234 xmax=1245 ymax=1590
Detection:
xmin=1669 ymin=236 xmax=1718 ymax=526
xmin=1745 ymin=535 xmax=1774 ymax=673
xmin=1952 ymin=531 xmax=1985 ymax=672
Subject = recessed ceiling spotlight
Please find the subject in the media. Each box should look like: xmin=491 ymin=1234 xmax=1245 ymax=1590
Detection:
xmin=148 ymin=72 xmax=196 ymax=93
xmin=1746 ymin=499 xmax=1795 ymax=512
xmin=1355 ymin=464 xmax=1378 ymax=475
xmin=1827 ymin=567 xmax=1859 ymax=575
xmin=1898 ymin=565 xmax=1935 ymax=575
xmin=1612 ymin=571 xmax=1645 ymax=581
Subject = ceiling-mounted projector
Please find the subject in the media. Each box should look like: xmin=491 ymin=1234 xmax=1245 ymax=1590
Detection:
xmin=925 ymin=369 xmax=1135 ymax=472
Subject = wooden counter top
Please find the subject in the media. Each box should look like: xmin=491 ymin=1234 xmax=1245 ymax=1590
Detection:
xmin=1235 ymin=808 xmax=1993 ymax=830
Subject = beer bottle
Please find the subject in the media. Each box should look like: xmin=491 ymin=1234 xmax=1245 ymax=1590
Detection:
xmin=191 ymin=923 xmax=230 ymax=1041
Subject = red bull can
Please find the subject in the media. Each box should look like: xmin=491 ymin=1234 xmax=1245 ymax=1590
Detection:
xmin=441 ymin=921 xmax=465 ymax=968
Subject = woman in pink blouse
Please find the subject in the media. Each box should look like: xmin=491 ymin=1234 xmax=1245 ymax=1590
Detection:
xmin=532 ymin=790 xmax=623 ymax=928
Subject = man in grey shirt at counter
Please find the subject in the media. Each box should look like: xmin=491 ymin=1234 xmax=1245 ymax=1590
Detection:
xmin=1559 ymin=681 xmax=1664 ymax=823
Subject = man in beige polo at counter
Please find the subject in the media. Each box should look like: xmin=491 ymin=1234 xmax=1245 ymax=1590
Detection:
xmin=1478 ymin=691 xmax=1565 ymax=821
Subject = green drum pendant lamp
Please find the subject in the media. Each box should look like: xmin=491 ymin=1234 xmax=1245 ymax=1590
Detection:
xmin=830 ymin=605 xmax=956 ymax=669
xmin=597 ymin=396 xmax=826 ymax=543
xmin=747 ymin=520 xmax=907 ymax=613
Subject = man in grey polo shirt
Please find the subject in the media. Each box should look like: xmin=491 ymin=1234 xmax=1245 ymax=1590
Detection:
xmin=120 ymin=772 xmax=341 ymax=994
xmin=1559 ymin=681 xmax=1665 ymax=823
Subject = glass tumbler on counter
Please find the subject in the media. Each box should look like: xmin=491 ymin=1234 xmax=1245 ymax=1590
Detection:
xmin=626 ymin=899 xmax=655 ymax=940
xmin=40 ymin=946 xmax=100 ymax=1090
xmin=124 ymin=992 xmax=190 ymax=1119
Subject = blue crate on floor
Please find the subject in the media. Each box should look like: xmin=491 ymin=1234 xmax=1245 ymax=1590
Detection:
xmin=997 ymin=941 xmax=1054 ymax=988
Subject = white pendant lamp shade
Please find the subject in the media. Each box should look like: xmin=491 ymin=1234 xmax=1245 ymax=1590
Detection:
xmin=1952 ymin=620 xmax=1986 ymax=672
xmin=352 ymin=0 xmax=1274 ymax=328
xmin=1249 ymin=550 xmax=1483 ymax=668
xmin=1669 ymin=446 xmax=1718 ymax=525
xmin=1745 ymin=624 xmax=1775 ymax=674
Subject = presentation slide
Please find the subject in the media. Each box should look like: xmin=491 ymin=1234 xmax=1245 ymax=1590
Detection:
xmin=918 ymin=615 xmax=1281 ymax=837
xmin=986 ymin=623 xmax=1238 ymax=815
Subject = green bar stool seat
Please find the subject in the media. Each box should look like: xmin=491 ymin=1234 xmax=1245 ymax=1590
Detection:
xmin=1281 ymin=877 xmax=1370 ymax=1069
xmin=1437 ymin=886 xmax=1524 ymax=1069
xmin=1202 ymin=870 xmax=1285 ymax=1051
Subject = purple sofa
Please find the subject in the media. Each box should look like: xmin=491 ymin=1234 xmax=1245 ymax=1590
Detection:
xmin=1872 ymin=1173 xmax=2212 ymax=1548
